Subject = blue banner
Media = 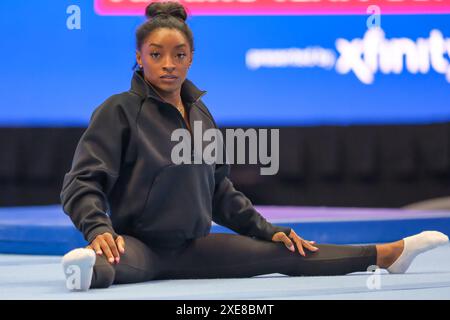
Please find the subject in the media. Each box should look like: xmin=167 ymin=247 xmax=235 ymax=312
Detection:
xmin=0 ymin=0 xmax=449 ymax=126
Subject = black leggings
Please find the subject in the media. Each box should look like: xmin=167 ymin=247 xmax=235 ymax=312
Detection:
xmin=90 ymin=233 xmax=378 ymax=289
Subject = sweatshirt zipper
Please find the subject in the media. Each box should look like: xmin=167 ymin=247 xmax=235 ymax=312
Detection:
xmin=167 ymin=103 xmax=198 ymax=161
xmin=165 ymin=91 xmax=207 ymax=135
xmin=167 ymin=92 xmax=207 ymax=161
xmin=144 ymin=78 xmax=207 ymax=158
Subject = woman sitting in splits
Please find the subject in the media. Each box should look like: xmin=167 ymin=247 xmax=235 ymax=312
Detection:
xmin=60 ymin=1 xmax=449 ymax=291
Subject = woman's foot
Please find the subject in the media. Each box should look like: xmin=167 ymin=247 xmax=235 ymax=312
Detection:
xmin=376 ymin=239 xmax=405 ymax=269
xmin=61 ymin=248 xmax=96 ymax=291
xmin=377 ymin=231 xmax=449 ymax=273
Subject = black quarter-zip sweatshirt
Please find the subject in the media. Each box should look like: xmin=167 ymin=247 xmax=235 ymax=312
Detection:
xmin=60 ymin=70 xmax=291 ymax=248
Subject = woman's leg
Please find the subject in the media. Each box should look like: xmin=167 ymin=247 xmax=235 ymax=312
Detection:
xmin=90 ymin=235 xmax=164 ymax=288
xmin=68 ymin=231 xmax=447 ymax=289
xmin=156 ymin=233 xmax=378 ymax=279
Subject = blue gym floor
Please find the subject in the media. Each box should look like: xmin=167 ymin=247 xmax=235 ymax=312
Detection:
xmin=1 ymin=243 xmax=449 ymax=299
xmin=1 ymin=205 xmax=450 ymax=299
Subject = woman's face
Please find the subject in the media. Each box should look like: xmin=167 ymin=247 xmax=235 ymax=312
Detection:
xmin=136 ymin=28 xmax=193 ymax=96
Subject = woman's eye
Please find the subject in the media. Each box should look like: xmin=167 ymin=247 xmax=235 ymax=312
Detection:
xmin=149 ymin=52 xmax=186 ymax=60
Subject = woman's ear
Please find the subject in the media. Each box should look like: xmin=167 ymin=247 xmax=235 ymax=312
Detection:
xmin=135 ymin=50 xmax=142 ymax=68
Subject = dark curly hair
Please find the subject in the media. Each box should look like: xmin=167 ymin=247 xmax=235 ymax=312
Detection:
xmin=136 ymin=1 xmax=194 ymax=53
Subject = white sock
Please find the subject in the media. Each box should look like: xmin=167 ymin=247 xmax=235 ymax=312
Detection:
xmin=61 ymin=248 xmax=96 ymax=291
xmin=387 ymin=231 xmax=449 ymax=274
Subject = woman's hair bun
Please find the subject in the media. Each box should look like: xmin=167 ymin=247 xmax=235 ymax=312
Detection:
xmin=145 ymin=1 xmax=188 ymax=22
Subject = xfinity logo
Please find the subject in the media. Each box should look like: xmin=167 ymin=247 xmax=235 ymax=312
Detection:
xmin=246 ymin=28 xmax=450 ymax=84
xmin=336 ymin=28 xmax=450 ymax=84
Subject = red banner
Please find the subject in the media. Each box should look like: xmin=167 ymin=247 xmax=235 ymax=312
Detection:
xmin=94 ymin=0 xmax=450 ymax=16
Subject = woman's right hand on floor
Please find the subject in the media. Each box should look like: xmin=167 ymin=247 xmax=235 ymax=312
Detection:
xmin=86 ymin=233 xmax=125 ymax=264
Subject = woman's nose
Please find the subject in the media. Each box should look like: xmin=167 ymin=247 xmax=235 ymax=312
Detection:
xmin=163 ymin=66 xmax=175 ymax=72
xmin=162 ymin=56 xmax=176 ymax=70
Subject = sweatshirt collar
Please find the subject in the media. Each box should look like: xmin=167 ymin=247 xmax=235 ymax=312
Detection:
xmin=130 ymin=69 xmax=207 ymax=104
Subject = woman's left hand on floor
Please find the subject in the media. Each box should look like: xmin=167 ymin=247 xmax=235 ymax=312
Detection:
xmin=271 ymin=229 xmax=319 ymax=256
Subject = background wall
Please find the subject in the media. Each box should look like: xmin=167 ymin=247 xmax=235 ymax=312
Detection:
xmin=0 ymin=0 xmax=449 ymax=207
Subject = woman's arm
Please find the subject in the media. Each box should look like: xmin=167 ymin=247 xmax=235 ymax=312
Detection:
xmin=60 ymin=95 xmax=130 ymax=244
xmin=212 ymin=157 xmax=292 ymax=241
xmin=195 ymin=100 xmax=291 ymax=241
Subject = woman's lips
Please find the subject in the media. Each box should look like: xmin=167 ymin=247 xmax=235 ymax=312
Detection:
xmin=160 ymin=76 xmax=178 ymax=83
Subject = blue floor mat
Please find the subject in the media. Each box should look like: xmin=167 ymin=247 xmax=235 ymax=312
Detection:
xmin=2 ymin=205 xmax=450 ymax=255
xmin=1 ymin=244 xmax=449 ymax=299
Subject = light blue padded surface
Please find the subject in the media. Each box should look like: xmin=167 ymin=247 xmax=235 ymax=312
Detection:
xmin=1 ymin=243 xmax=449 ymax=300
